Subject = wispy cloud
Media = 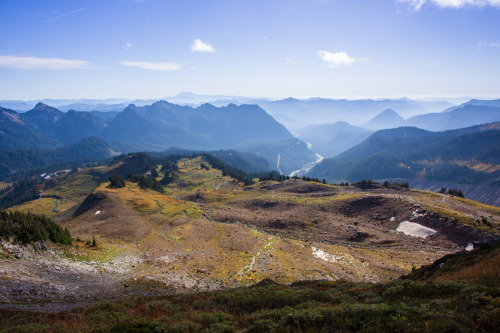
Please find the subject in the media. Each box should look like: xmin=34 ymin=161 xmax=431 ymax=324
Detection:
xmin=44 ymin=7 xmax=87 ymax=23
xmin=398 ymin=0 xmax=500 ymax=11
xmin=124 ymin=42 xmax=133 ymax=50
xmin=0 ymin=55 xmax=90 ymax=70
xmin=120 ymin=60 xmax=183 ymax=71
xmin=190 ymin=39 xmax=216 ymax=53
xmin=477 ymin=41 xmax=500 ymax=48
xmin=317 ymin=51 xmax=355 ymax=68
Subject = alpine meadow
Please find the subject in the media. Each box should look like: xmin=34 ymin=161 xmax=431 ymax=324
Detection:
xmin=0 ymin=1 xmax=499 ymax=332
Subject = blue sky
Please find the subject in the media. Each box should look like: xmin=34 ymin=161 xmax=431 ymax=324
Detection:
xmin=0 ymin=0 xmax=499 ymax=100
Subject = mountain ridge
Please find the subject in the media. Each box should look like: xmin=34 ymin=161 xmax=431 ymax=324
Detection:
xmin=310 ymin=122 xmax=500 ymax=187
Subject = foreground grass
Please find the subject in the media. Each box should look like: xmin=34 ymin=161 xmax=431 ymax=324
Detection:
xmin=0 ymin=278 xmax=498 ymax=332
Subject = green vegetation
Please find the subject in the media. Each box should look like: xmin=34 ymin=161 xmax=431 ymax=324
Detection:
xmin=0 ymin=210 xmax=71 ymax=245
xmin=353 ymin=179 xmax=380 ymax=188
xmin=311 ymin=125 xmax=500 ymax=185
xmin=439 ymin=186 xmax=465 ymax=198
xmin=0 ymin=278 xmax=498 ymax=332
xmin=0 ymin=178 xmax=39 ymax=210
xmin=108 ymin=175 xmax=125 ymax=188
xmin=0 ymin=136 xmax=113 ymax=182
xmin=383 ymin=180 xmax=410 ymax=188
xmin=405 ymin=241 xmax=500 ymax=286
xmin=127 ymin=174 xmax=164 ymax=193
xmin=207 ymin=149 xmax=271 ymax=173
xmin=85 ymin=236 xmax=97 ymax=247
xmin=107 ymin=152 xmax=158 ymax=178
xmin=202 ymin=153 xmax=256 ymax=185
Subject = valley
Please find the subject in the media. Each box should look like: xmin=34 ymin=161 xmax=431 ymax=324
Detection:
xmin=1 ymin=155 xmax=498 ymax=313
xmin=2 ymin=1 xmax=500 ymax=330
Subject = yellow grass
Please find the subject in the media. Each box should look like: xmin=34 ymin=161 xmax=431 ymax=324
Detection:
xmin=434 ymin=251 xmax=500 ymax=282
xmin=98 ymin=181 xmax=204 ymax=220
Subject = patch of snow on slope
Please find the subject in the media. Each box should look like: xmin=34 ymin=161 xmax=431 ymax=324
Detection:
xmin=312 ymin=247 xmax=342 ymax=263
xmin=396 ymin=221 xmax=437 ymax=238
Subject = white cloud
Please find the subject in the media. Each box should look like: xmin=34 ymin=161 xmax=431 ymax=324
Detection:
xmin=398 ymin=0 xmax=500 ymax=10
xmin=317 ymin=51 xmax=355 ymax=68
xmin=120 ymin=60 xmax=182 ymax=71
xmin=124 ymin=42 xmax=133 ymax=50
xmin=190 ymin=39 xmax=216 ymax=53
xmin=0 ymin=55 xmax=90 ymax=70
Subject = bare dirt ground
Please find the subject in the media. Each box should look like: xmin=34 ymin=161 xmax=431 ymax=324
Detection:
xmin=1 ymin=158 xmax=498 ymax=312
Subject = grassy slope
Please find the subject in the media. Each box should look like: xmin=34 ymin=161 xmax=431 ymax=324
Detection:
xmin=405 ymin=241 xmax=500 ymax=286
xmin=8 ymin=157 xmax=499 ymax=287
xmin=1 ymin=157 xmax=499 ymax=331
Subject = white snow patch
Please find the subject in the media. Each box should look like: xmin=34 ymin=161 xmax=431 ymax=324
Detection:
xmin=312 ymin=247 xmax=342 ymax=263
xmin=466 ymin=243 xmax=474 ymax=252
xmin=396 ymin=221 xmax=437 ymax=238
xmin=95 ymin=210 xmax=101 ymax=215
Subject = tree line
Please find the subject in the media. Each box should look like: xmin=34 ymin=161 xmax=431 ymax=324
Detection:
xmin=0 ymin=210 xmax=72 ymax=245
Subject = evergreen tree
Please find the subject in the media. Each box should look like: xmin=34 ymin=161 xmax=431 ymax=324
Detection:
xmin=109 ymin=175 xmax=125 ymax=188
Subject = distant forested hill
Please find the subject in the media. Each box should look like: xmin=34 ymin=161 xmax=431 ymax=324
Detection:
xmin=310 ymin=123 xmax=500 ymax=186
xmin=405 ymin=104 xmax=500 ymax=131
xmin=0 ymin=106 xmax=62 ymax=151
xmin=0 ymin=137 xmax=116 ymax=181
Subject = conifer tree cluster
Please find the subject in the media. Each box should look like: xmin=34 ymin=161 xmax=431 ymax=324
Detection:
xmin=0 ymin=210 xmax=72 ymax=245
xmin=108 ymin=175 xmax=125 ymax=188
xmin=127 ymin=174 xmax=165 ymax=193
xmin=439 ymin=187 xmax=464 ymax=198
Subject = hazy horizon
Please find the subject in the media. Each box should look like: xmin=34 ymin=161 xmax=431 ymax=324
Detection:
xmin=0 ymin=92 xmax=489 ymax=105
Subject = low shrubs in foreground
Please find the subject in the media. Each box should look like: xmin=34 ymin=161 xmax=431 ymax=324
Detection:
xmin=0 ymin=278 xmax=498 ymax=332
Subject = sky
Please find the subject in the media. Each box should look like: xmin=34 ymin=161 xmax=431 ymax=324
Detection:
xmin=0 ymin=0 xmax=499 ymax=100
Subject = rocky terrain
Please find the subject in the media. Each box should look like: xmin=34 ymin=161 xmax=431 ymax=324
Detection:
xmin=0 ymin=156 xmax=498 ymax=312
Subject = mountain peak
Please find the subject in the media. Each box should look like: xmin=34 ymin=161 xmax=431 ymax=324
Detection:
xmin=363 ymin=108 xmax=405 ymax=130
xmin=151 ymin=100 xmax=175 ymax=108
xmin=377 ymin=108 xmax=403 ymax=119
xmin=198 ymin=103 xmax=216 ymax=109
xmin=32 ymin=102 xmax=62 ymax=114
xmin=34 ymin=102 xmax=48 ymax=109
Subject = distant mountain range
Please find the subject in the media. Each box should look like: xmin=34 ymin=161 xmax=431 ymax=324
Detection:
xmin=250 ymin=97 xmax=453 ymax=129
xmin=5 ymin=95 xmax=499 ymax=133
xmin=0 ymin=95 xmax=458 ymax=128
xmin=310 ymin=122 xmax=500 ymax=186
xmin=292 ymin=100 xmax=500 ymax=158
xmin=16 ymin=101 xmax=294 ymax=151
xmin=0 ymin=101 xmax=320 ymax=180
xmin=405 ymin=104 xmax=500 ymax=131
xmin=1 ymin=96 xmax=500 ymax=185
